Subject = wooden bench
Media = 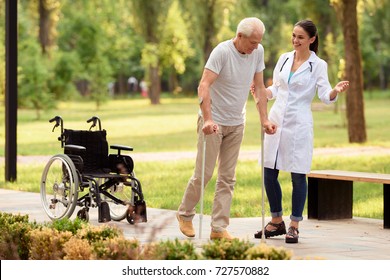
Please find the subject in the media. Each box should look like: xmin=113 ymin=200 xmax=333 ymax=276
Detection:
xmin=307 ymin=170 xmax=390 ymax=229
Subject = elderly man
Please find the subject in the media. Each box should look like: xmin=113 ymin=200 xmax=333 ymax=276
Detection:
xmin=177 ymin=17 xmax=276 ymax=240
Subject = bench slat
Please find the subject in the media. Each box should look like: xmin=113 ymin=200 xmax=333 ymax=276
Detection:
xmin=308 ymin=170 xmax=390 ymax=184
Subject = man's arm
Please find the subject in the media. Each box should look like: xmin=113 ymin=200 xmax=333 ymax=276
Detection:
xmin=198 ymin=68 xmax=219 ymax=135
xmin=252 ymin=72 xmax=277 ymax=134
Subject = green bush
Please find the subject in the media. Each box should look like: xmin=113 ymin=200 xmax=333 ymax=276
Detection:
xmin=202 ymin=239 xmax=254 ymax=260
xmin=93 ymin=237 xmax=141 ymax=260
xmin=245 ymin=243 xmax=292 ymax=260
xmin=76 ymin=224 xmax=122 ymax=244
xmin=151 ymin=239 xmax=200 ymax=260
xmin=0 ymin=212 xmax=39 ymax=260
xmin=0 ymin=212 xmax=293 ymax=260
xmin=47 ymin=217 xmax=87 ymax=234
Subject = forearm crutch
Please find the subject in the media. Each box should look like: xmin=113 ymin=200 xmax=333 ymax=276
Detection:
xmin=199 ymin=132 xmax=206 ymax=239
xmin=260 ymin=127 xmax=266 ymax=243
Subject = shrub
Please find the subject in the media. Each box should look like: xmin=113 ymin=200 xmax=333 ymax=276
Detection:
xmin=63 ymin=237 xmax=93 ymax=260
xmin=1 ymin=212 xmax=294 ymax=260
xmin=76 ymin=224 xmax=122 ymax=244
xmin=151 ymin=239 xmax=200 ymax=260
xmin=202 ymin=238 xmax=254 ymax=260
xmin=93 ymin=237 xmax=141 ymax=260
xmin=29 ymin=227 xmax=73 ymax=260
xmin=0 ymin=212 xmax=39 ymax=260
xmin=47 ymin=217 xmax=87 ymax=234
xmin=245 ymin=243 xmax=292 ymax=260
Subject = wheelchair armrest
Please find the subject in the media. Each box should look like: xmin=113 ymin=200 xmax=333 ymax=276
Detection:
xmin=110 ymin=144 xmax=133 ymax=154
xmin=64 ymin=144 xmax=86 ymax=152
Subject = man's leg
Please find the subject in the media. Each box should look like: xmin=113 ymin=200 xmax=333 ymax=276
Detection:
xmin=211 ymin=124 xmax=244 ymax=233
xmin=177 ymin=117 xmax=219 ymax=235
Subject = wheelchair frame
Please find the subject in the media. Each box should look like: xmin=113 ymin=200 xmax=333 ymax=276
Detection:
xmin=40 ymin=116 xmax=147 ymax=224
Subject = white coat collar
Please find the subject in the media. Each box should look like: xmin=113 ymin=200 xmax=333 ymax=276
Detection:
xmin=283 ymin=51 xmax=317 ymax=75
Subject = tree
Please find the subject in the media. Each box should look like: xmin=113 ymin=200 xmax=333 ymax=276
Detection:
xmin=38 ymin=0 xmax=60 ymax=56
xmin=360 ymin=0 xmax=390 ymax=90
xmin=331 ymin=0 xmax=367 ymax=143
xmin=18 ymin=0 xmax=56 ymax=119
xmin=130 ymin=0 xmax=172 ymax=104
xmin=159 ymin=0 xmax=194 ymax=93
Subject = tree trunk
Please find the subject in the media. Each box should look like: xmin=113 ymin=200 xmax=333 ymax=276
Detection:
xmin=333 ymin=0 xmax=367 ymax=143
xmin=203 ymin=0 xmax=216 ymax=63
xmin=149 ymin=65 xmax=161 ymax=104
xmin=39 ymin=0 xmax=59 ymax=56
xmin=39 ymin=0 xmax=50 ymax=55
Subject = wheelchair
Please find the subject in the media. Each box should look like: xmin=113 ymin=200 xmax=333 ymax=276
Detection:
xmin=40 ymin=116 xmax=147 ymax=224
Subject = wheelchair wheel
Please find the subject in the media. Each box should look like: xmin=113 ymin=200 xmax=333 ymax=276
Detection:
xmin=77 ymin=208 xmax=89 ymax=222
xmin=40 ymin=154 xmax=79 ymax=220
xmin=103 ymin=181 xmax=133 ymax=221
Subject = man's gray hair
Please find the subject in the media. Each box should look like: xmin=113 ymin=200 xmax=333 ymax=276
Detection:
xmin=236 ymin=17 xmax=265 ymax=37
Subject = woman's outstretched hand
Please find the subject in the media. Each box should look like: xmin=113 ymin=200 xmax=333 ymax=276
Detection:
xmin=334 ymin=81 xmax=349 ymax=94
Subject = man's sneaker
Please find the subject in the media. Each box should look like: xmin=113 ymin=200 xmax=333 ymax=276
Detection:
xmin=210 ymin=230 xmax=237 ymax=241
xmin=176 ymin=213 xmax=195 ymax=237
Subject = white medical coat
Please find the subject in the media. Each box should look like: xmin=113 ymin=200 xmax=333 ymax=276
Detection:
xmin=263 ymin=51 xmax=337 ymax=174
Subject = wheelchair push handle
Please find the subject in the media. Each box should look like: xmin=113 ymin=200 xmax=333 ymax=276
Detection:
xmin=87 ymin=116 xmax=102 ymax=131
xmin=49 ymin=116 xmax=63 ymax=132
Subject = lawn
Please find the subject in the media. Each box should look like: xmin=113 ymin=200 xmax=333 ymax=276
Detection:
xmin=1 ymin=90 xmax=389 ymax=157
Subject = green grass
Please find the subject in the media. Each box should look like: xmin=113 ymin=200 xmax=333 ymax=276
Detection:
xmin=1 ymin=91 xmax=390 ymax=219
xmin=1 ymin=90 xmax=390 ymax=157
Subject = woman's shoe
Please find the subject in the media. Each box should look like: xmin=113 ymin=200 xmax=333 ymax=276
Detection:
xmin=285 ymin=226 xmax=299 ymax=243
xmin=254 ymin=221 xmax=286 ymax=239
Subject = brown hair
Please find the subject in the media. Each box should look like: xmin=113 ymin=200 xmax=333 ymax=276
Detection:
xmin=295 ymin=19 xmax=318 ymax=53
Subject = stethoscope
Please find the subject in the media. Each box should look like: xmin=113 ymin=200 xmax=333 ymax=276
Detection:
xmin=280 ymin=57 xmax=313 ymax=72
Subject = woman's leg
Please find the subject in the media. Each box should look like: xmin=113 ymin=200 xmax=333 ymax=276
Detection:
xmin=254 ymin=167 xmax=285 ymax=238
xmin=290 ymin=172 xmax=307 ymax=224
xmin=286 ymin=172 xmax=307 ymax=243
xmin=264 ymin=167 xmax=283 ymax=219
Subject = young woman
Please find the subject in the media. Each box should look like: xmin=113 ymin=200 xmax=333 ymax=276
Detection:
xmin=254 ymin=19 xmax=349 ymax=243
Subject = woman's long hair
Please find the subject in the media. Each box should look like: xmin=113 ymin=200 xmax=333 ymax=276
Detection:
xmin=295 ymin=19 xmax=318 ymax=53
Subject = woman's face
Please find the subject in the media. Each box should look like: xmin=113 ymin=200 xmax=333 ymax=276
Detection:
xmin=291 ymin=26 xmax=315 ymax=52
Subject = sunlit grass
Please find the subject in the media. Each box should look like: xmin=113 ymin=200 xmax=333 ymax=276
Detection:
xmin=1 ymin=91 xmax=390 ymax=156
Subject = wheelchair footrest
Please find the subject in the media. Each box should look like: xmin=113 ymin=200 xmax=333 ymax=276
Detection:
xmin=126 ymin=200 xmax=147 ymax=224
xmin=98 ymin=201 xmax=111 ymax=223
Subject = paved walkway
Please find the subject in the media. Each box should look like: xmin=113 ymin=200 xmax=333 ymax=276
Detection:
xmin=1 ymin=188 xmax=389 ymax=260
xmin=5 ymin=145 xmax=390 ymax=164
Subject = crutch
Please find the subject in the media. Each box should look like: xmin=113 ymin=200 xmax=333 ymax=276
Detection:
xmin=199 ymin=132 xmax=206 ymax=239
xmin=260 ymin=127 xmax=266 ymax=243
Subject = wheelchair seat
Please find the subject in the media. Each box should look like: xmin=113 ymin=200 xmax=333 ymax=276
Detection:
xmin=63 ymin=129 xmax=111 ymax=175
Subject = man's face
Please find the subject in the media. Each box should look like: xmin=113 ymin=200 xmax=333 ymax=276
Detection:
xmin=238 ymin=29 xmax=263 ymax=54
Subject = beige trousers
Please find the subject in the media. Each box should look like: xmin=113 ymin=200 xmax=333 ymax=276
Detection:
xmin=178 ymin=116 xmax=245 ymax=232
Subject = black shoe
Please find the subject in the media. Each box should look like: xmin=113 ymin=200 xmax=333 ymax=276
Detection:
xmin=285 ymin=226 xmax=299 ymax=243
xmin=254 ymin=221 xmax=286 ymax=239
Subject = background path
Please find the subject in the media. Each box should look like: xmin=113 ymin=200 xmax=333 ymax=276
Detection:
xmin=4 ymin=146 xmax=390 ymax=164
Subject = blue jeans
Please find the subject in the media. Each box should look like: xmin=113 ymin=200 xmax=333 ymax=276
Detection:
xmin=264 ymin=167 xmax=307 ymax=222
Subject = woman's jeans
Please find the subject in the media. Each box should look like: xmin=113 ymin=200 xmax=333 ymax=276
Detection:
xmin=264 ymin=167 xmax=307 ymax=222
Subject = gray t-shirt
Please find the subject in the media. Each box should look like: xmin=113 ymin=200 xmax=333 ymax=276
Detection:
xmin=203 ymin=39 xmax=265 ymax=126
